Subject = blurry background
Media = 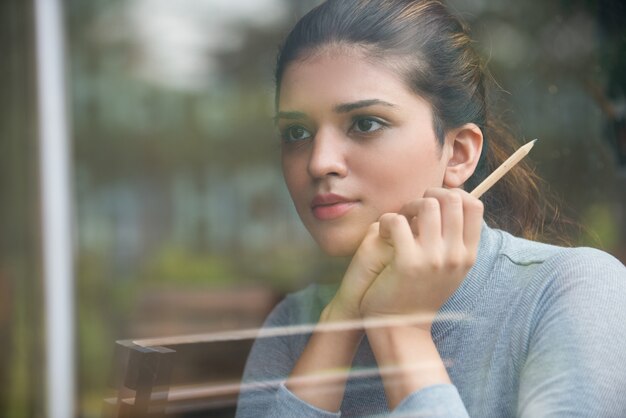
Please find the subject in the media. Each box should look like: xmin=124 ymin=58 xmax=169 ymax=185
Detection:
xmin=1 ymin=0 xmax=624 ymax=417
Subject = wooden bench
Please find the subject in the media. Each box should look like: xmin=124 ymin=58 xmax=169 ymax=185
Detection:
xmin=102 ymin=328 xmax=262 ymax=418
xmin=103 ymin=287 xmax=283 ymax=418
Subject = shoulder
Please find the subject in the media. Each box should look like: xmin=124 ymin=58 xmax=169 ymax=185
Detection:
xmin=260 ymin=283 xmax=333 ymax=329
xmin=486 ymin=229 xmax=626 ymax=325
xmin=503 ymin=241 xmax=626 ymax=416
xmin=495 ymin=230 xmax=626 ymax=328
xmin=497 ymin=229 xmax=625 ymax=286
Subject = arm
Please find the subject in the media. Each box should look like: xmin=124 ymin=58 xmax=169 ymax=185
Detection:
xmin=283 ymin=302 xmax=363 ymax=412
xmin=361 ymin=188 xmax=483 ymax=415
xmin=236 ymin=293 xmax=357 ymax=418
xmin=517 ymin=249 xmax=626 ymax=417
xmin=238 ymin=224 xmax=392 ymax=417
xmin=365 ymin=325 xmax=451 ymax=407
xmin=235 ymin=297 xmax=301 ymax=418
xmin=239 ymin=188 xmax=483 ymax=417
xmin=285 ymin=222 xmax=394 ymax=412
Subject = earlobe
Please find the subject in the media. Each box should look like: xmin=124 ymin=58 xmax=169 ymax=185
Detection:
xmin=443 ymin=124 xmax=483 ymax=188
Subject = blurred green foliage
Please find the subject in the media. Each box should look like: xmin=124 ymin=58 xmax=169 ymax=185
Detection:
xmin=581 ymin=203 xmax=621 ymax=249
xmin=141 ymin=248 xmax=243 ymax=287
xmin=1 ymin=0 xmax=625 ymax=417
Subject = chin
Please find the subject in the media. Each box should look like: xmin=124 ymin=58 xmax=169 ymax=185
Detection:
xmin=313 ymin=232 xmax=360 ymax=257
xmin=300 ymin=214 xmax=370 ymax=257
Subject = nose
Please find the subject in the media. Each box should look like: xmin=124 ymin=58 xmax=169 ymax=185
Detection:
xmin=307 ymin=127 xmax=348 ymax=179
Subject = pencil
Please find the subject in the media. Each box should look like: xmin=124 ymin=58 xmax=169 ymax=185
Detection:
xmin=470 ymin=139 xmax=537 ymax=199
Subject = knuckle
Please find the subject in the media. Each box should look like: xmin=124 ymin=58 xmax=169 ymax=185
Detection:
xmin=444 ymin=244 xmax=476 ymax=270
xmin=427 ymin=254 xmax=444 ymax=271
xmin=400 ymin=200 xmax=419 ymax=215
xmin=444 ymin=192 xmax=463 ymax=206
xmin=468 ymin=198 xmax=484 ymax=213
xmin=423 ymin=187 xmax=439 ymax=198
xmin=446 ymin=253 xmax=464 ymax=269
xmin=421 ymin=197 xmax=440 ymax=212
xmin=446 ymin=248 xmax=476 ymax=270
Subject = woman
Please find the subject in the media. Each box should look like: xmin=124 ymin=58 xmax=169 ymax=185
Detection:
xmin=236 ymin=0 xmax=626 ymax=416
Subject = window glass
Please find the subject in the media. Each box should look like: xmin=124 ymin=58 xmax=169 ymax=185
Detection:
xmin=1 ymin=1 xmax=45 ymax=416
xmin=70 ymin=1 xmax=625 ymax=415
xmin=66 ymin=0 xmax=326 ymax=416
xmin=1 ymin=0 xmax=624 ymax=417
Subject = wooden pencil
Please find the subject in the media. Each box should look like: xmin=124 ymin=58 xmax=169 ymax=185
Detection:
xmin=470 ymin=139 xmax=538 ymax=199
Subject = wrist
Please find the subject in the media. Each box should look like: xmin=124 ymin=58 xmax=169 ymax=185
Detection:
xmin=320 ymin=298 xmax=364 ymax=335
xmin=361 ymin=312 xmax=435 ymax=333
xmin=366 ymin=324 xmax=444 ymax=381
xmin=287 ymin=301 xmax=364 ymax=413
xmin=322 ymin=294 xmax=360 ymax=322
xmin=366 ymin=324 xmax=450 ymax=409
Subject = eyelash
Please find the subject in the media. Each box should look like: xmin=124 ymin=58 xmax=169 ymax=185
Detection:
xmin=350 ymin=116 xmax=388 ymax=135
xmin=280 ymin=125 xmax=312 ymax=143
xmin=279 ymin=116 xmax=389 ymax=144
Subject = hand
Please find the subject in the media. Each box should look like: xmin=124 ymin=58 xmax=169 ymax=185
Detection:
xmin=359 ymin=188 xmax=484 ymax=331
xmin=324 ymin=222 xmax=394 ymax=322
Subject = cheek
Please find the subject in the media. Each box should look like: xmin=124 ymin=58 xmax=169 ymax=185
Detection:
xmin=362 ymin=144 xmax=444 ymax=206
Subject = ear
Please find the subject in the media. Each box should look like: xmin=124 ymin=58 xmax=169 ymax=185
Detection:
xmin=442 ymin=123 xmax=483 ymax=188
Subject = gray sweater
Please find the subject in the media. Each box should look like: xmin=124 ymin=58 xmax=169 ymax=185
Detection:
xmin=236 ymin=225 xmax=626 ymax=417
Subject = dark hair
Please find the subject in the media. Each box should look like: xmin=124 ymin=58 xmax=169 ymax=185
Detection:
xmin=275 ymin=0 xmax=562 ymax=241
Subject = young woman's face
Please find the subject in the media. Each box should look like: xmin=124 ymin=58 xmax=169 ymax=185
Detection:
xmin=278 ymin=51 xmax=450 ymax=257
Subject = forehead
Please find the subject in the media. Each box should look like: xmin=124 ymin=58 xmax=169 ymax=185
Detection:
xmin=278 ymin=48 xmax=419 ymax=110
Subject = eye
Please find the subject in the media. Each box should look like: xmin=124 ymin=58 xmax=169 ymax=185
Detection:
xmin=282 ymin=125 xmax=312 ymax=142
xmin=351 ymin=117 xmax=386 ymax=134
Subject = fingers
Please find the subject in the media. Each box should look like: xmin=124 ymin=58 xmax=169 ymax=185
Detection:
xmin=378 ymin=213 xmax=415 ymax=264
xmin=399 ymin=188 xmax=483 ymax=259
xmin=422 ymin=189 xmax=463 ymax=249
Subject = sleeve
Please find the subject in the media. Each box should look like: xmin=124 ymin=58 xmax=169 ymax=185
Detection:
xmin=390 ymin=384 xmax=470 ymax=418
xmin=235 ymin=293 xmax=341 ymax=418
xmin=517 ymin=248 xmax=626 ymax=417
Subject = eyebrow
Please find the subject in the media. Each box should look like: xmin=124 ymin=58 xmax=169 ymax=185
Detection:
xmin=275 ymin=99 xmax=396 ymax=124
xmin=334 ymin=99 xmax=396 ymax=113
xmin=275 ymin=111 xmax=307 ymax=123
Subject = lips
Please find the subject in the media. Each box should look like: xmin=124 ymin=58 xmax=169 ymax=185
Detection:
xmin=311 ymin=193 xmax=358 ymax=220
